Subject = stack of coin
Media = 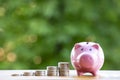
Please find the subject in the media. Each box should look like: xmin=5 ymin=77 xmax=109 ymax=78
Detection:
xmin=23 ymin=72 xmax=33 ymax=76
xmin=58 ymin=62 xmax=69 ymax=76
xmin=34 ymin=70 xmax=46 ymax=76
xmin=47 ymin=66 xmax=58 ymax=76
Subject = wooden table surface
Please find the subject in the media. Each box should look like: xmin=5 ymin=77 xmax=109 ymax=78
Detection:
xmin=0 ymin=70 xmax=120 ymax=80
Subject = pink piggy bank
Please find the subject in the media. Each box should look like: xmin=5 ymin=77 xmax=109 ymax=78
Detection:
xmin=71 ymin=42 xmax=104 ymax=76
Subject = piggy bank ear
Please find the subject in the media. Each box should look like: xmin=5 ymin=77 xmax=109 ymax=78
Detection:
xmin=92 ymin=44 xmax=99 ymax=50
xmin=74 ymin=43 xmax=81 ymax=49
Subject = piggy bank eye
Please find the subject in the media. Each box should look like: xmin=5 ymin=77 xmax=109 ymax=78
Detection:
xmin=89 ymin=48 xmax=92 ymax=51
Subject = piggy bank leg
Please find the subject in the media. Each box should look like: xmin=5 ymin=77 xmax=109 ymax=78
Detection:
xmin=76 ymin=70 xmax=83 ymax=76
xmin=91 ymin=71 xmax=98 ymax=76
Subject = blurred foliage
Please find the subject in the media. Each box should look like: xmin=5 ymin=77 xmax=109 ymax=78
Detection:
xmin=0 ymin=0 xmax=120 ymax=70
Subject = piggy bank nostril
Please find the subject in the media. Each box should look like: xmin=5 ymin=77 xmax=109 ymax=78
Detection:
xmin=81 ymin=48 xmax=84 ymax=51
xmin=89 ymin=48 xmax=92 ymax=51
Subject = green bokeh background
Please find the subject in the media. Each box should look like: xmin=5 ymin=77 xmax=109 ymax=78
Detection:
xmin=0 ymin=0 xmax=120 ymax=70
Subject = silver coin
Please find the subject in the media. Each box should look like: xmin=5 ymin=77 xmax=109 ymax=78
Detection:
xmin=47 ymin=73 xmax=57 ymax=76
xmin=11 ymin=74 xmax=19 ymax=76
xmin=59 ymin=68 xmax=69 ymax=71
xmin=59 ymin=73 xmax=69 ymax=76
xmin=58 ymin=62 xmax=69 ymax=69
xmin=47 ymin=71 xmax=58 ymax=74
xmin=47 ymin=66 xmax=58 ymax=71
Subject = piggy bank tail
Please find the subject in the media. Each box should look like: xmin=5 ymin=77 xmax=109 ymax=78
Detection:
xmin=79 ymin=54 xmax=94 ymax=68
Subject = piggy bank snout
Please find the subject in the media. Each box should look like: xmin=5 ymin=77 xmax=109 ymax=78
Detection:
xmin=79 ymin=54 xmax=94 ymax=68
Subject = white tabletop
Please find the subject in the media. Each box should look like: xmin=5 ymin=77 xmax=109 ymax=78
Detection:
xmin=0 ymin=70 xmax=120 ymax=80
